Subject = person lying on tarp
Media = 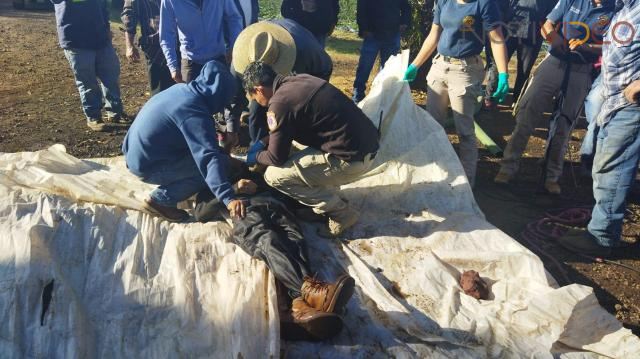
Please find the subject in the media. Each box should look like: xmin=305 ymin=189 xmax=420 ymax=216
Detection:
xmin=193 ymin=161 xmax=355 ymax=341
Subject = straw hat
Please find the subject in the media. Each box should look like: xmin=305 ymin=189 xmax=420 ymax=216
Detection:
xmin=232 ymin=21 xmax=297 ymax=76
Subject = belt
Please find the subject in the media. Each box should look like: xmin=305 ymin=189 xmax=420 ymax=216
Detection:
xmin=437 ymin=54 xmax=481 ymax=66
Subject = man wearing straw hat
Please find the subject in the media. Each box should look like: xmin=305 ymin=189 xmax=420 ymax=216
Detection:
xmin=232 ymin=19 xmax=333 ymax=144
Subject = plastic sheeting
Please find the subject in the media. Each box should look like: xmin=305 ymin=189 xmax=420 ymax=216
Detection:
xmin=1 ymin=52 xmax=639 ymax=358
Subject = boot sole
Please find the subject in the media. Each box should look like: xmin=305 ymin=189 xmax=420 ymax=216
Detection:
xmin=326 ymin=275 xmax=355 ymax=314
xmin=298 ymin=314 xmax=343 ymax=341
xmin=143 ymin=199 xmax=189 ymax=222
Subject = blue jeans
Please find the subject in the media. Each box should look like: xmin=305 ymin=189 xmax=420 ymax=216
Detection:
xmin=580 ymin=73 xmax=605 ymax=159
xmin=63 ymin=43 xmax=123 ymax=120
xmin=352 ymin=34 xmax=400 ymax=102
xmin=588 ymin=106 xmax=640 ymax=247
xmin=136 ymin=156 xmax=208 ymax=207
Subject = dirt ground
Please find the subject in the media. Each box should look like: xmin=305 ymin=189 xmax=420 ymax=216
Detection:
xmin=1 ymin=1 xmax=639 ymax=337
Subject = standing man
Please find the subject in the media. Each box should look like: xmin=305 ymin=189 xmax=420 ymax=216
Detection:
xmin=483 ymin=0 xmax=558 ymax=109
xmin=232 ymin=19 xmax=334 ymax=144
xmin=52 ymin=0 xmax=125 ymax=131
xmin=352 ymin=0 xmax=411 ymax=103
xmin=494 ymin=0 xmax=615 ymax=194
xmin=122 ymin=61 xmax=246 ymax=222
xmin=559 ymin=0 xmax=640 ymax=256
xmin=242 ymin=62 xmax=380 ymax=237
xmin=121 ymin=0 xmax=174 ymax=96
xmin=280 ymin=0 xmax=340 ymax=47
xmin=159 ymin=0 xmax=243 ymax=83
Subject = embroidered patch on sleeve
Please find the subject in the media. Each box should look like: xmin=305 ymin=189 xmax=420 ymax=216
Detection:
xmin=267 ymin=111 xmax=279 ymax=131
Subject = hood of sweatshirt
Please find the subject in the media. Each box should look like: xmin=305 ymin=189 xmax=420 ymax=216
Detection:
xmin=188 ymin=60 xmax=237 ymax=113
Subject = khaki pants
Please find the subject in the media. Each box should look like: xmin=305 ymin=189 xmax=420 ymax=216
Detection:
xmin=425 ymin=54 xmax=485 ymax=186
xmin=500 ymin=55 xmax=592 ymax=182
xmin=264 ymin=147 xmax=375 ymax=215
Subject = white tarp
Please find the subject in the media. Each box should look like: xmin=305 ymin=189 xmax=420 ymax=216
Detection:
xmin=1 ymin=52 xmax=638 ymax=358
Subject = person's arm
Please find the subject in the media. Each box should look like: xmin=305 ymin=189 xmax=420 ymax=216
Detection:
xmin=488 ymin=28 xmax=508 ymax=74
xmin=624 ymin=80 xmax=640 ymax=104
xmin=224 ymin=0 xmax=244 ymax=58
xmin=255 ymin=106 xmax=294 ymax=167
xmin=179 ymin=116 xmax=239 ymax=211
xmin=541 ymin=0 xmax=569 ymax=53
xmin=121 ymin=0 xmax=140 ymax=62
xmin=411 ymin=24 xmax=442 ymax=68
xmin=159 ymin=0 xmax=182 ymax=82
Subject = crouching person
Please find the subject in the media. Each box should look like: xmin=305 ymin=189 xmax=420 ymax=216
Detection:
xmin=193 ymin=167 xmax=355 ymax=341
xmin=122 ymin=60 xmax=246 ymax=222
xmin=242 ymin=62 xmax=380 ymax=237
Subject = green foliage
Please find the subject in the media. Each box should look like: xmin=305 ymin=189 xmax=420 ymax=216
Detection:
xmin=258 ymin=0 xmax=357 ymax=29
xmin=402 ymin=0 xmax=435 ymax=55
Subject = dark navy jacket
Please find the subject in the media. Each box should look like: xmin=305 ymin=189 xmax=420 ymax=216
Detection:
xmin=122 ymin=61 xmax=238 ymax=206
xmin=52 ymin=0 xmax=111 ymax=50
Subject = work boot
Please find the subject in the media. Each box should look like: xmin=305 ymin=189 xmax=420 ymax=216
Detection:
xmin=317 ymin=206 xmax=360 ymax=237
xmin=282 ymin=297 xmax=343 ymax=341
xmin=493 ymin=170 xmax=513 ymax=184
xmin=544 ymin=180 xmax=561 ymax=195
xmin=106 ymin=112 xmax=133 ymax=124
xmin=86 ymin=117 xmax=107 ymax=132
xmin=301 ymin=274 xmax=355 ymax=314
xmin=143 ymin=197 xmax=189 ymax=222
xmin=557 ymin=228 xmax=611 ymax=257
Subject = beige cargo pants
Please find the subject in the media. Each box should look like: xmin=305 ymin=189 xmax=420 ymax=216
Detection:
xmin=500 ymin=54 xmax=593 ymax=182
xmin=425 ymin=54 xmax=485 ymax=186
xmin=264 ymin=147 xmax=376 ymax=215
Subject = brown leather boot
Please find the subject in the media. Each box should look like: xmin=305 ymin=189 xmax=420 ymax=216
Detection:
xmin=282 ymin=297 xmax=342 ymax=341
xmin=301 ymin=274 xmax=355 ymax=314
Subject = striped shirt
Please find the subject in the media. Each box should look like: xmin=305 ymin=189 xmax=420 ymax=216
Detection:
xmin=598 ymin=0 xmax=640 ymax=125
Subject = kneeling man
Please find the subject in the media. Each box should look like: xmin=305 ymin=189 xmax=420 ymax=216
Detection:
xmin=242 ymin=62 xmax=379 ymax=237
xmin=123 ymin=60 xmax=246 ymax=221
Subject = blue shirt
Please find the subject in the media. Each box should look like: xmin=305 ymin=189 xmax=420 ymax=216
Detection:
xmin=547 ymin=0 xmax=615 ymax=63
xmin=52 ymin=0 xmax=111 ymax=50
xmin=598 ymin=0 xmax=640 ymax=124
xmin=433 ymin=0 xmax=501 ymax=58
xmin=122 ymin=61 xmax=238 ymax=206
xmin=160 ymin=0 xmax=244 ymax=73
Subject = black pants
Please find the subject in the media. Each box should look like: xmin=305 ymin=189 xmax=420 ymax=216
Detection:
xmin=484 ymin=35 xmax=543 ymax=103
xmin=231 ymin=197 xmax=311 ymax=298
xmin=142 ymin=43 xmax=174 ymax=96
xmin=248 ymin=99 xmax=269 ymax=144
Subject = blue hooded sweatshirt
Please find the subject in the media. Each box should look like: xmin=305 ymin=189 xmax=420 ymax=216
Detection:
xmin=122 ymin=61 xmax=238 ymax=206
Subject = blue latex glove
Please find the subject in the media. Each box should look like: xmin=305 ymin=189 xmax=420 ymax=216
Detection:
xmin=246 ymin=140 xmax=265 ymax=166
xmin=492 ymin=72 xmax=509 ymax=103
xmin=403 ymin=63 xmax=418 ymax=82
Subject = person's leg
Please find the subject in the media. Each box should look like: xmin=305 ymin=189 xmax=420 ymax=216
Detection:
xmin=483 ymin=41 xmax=496 ymax=102
xmin=580 ymin=74 xmax=604 ymax=162
xmin=425 ymin=56 xmax=451 ymax=126
xmin=544 ymin=67 xmax=592 ymax=183
xmin=140 ymin=156 xmax=209 ymax=207
xmin=513 ymin=36 xmax=543 ymax=103
xmin=264 ymin=147 xmax=372 ymax=215
xmin=144 ymin=44 xmax=174 ymax=95
xmin=95 ymin=42 xmax=123 ymax=117
xmin=484 ymin=36 xmax=517 ymax=104
xmin=352 ymin=35 xmax=380 ymax=103
xmin=498 ymin=55 xmax=564 ymax=179
xmin=446 ymin=57 xmax=485 ymax=186
xmin=588 ymin=107 xmax=640 ymax=247
xmin=378 ymin=33 xmax=401 ymax=69
xmin=231 ymin=204 xmax=310 ymax=297
xmin=248 ymin=100 xmax=269 ymax=144
xmin=181 ymin=59 xmax=204 ymax=83
xmin=63 ymin=48 xmax=102 ymax=120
